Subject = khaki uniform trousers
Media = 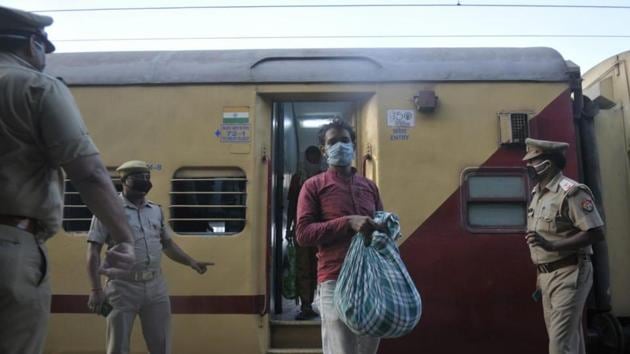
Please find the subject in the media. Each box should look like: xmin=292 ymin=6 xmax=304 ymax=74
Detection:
xmin=539 ymin=260 xmax=593 ymax=354
xmin=105 ymin=275 xmax=171 ymax=354
xmin=0 ymin=225 xmax=51 ymax=354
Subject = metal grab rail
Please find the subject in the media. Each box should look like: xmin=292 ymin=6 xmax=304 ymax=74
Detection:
xmin=169 ymin=205 xmax=247 ymax=208
xmin=250 ymin=55 xmax=383 ymax=69
xmin=169 ymin=218 xmax=246 ymax=221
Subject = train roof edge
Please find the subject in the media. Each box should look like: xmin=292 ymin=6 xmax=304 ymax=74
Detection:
xmin=582 ymin=50 xmax=630 ymax=86
xmin=46 ymin=47 xmax=573 ymax=86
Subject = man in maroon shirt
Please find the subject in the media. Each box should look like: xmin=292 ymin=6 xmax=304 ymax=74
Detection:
xmin=296 ymin=119 xmax=383 ymax=354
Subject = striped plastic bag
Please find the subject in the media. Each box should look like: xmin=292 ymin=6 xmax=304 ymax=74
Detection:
xmin=334 ymin=211 xmax=422 ymax=338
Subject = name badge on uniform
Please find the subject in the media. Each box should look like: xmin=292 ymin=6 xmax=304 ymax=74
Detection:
xmin=581 ymin=199 xmax=594 ymax=212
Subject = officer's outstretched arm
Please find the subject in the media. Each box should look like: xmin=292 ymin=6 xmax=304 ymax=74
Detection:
xmin=161 ymin=231 xmax=214 ymax=274
xmin=64 ymin=154 xmax=135 ymax=275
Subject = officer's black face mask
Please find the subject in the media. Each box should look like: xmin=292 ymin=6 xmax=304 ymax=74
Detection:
xmin=526 ymin=159 xmax=552 ymax=182
xmin=526 ymin=166 xmax=539 ymax=181
xmin=125 ymin=177 xmax=152 ymax=194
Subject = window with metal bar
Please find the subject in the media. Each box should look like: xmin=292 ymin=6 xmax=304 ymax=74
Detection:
xmin=62 ymin=171 xmax=122 ymax=233
xmin=510 ymin=113 xmax=529 ymax=144
xmin=462 ymin=168 xmax=529 ymax=233
xmin=170 ymin=168 xmax=247 ymax=235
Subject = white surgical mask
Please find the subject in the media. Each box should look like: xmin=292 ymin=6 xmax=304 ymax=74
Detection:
xmin=326 ymin=142 xmax=354 ymax=166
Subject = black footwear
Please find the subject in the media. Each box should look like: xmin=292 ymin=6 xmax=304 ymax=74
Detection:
xmin=295 ymin=308 xmax=318 ymax=320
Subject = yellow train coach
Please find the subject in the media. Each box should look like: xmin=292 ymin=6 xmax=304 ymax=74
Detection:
xmin=43 ymin=47 xmax=623 ymax=354
xmin=582 ymin=50 xmax=630 ymax=354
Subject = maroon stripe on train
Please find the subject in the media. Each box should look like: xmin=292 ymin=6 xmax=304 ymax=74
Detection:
xmin=51 ymin=295 xmax=265 ymax=314
xmin=380 ymin=91 xmax=576 ymax=354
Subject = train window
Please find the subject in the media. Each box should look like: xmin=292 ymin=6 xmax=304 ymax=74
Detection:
xmin=62 ymin=171 xmax=122 ymax=233
xmin=463 ymin=170 xmax=528 ymax=233
xmin=169 ymin=168 xmax=246 ymax=236
xmin=498 ymin=112 xmax=531 ymax=145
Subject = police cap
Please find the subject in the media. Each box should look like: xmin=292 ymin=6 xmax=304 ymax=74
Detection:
xmin=522 ymin=138 xmax=569 ymax=161
xmin=0 ymin=5 xmax=55 ymax=53
xmin=116 ymin=160 xmax=150 ymax=179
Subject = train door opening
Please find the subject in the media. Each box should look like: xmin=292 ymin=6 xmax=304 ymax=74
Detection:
xmin=270 ymin=101 xmax=356 ymax=320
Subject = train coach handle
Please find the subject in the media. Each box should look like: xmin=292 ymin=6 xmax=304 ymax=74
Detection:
xmin=362 ymin=153 xmax=374 ymax=178
xmin=250 ymin=56 xmax=383 ymax=69
xmin=260 ymin=156 xmax=271 ymax=317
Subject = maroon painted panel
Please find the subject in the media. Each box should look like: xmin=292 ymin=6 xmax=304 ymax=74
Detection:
xmin=380 ymin=91 xmax=574 ymax=354
xmin=51 ymin=295 xmax=265 ymax=314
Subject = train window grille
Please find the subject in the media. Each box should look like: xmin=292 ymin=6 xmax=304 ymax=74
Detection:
xmin=62 ymin=172 xmax=122 ymax=233
xmin=498 ymin=112 xmax=531 ymax=145
xmin=510 ymin=113 xmax=529 ymax=143
xmin=169 ymin=168 xmax=246 ymax=235
xmin=462 ymin=169 xmax=528 ymax=233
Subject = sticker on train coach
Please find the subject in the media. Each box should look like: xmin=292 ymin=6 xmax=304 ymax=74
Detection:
xmin=146 ymin=163 xmax=162 ymax=171
xmin=390 ymin=127 xmax=409 ymax=141
xmin=220 ymin=107 xmax=250 ymax=143
xmin=387 ymin=109 xmax=415 ymax=128
xmin=220 ymin=124 xmax=250 ymax=143
xmin=223 ymin=107 xmax=250 ymax=124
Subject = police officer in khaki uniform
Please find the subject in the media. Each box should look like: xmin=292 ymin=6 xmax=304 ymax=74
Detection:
xmin=0 ymin=6 xmax=135 ymax=354
xmin=523 ymin=138 xmax=605 ymax=354
xmin=87 ymin=161 xmax=214 ymax=354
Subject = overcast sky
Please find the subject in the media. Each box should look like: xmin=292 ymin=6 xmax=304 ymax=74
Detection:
xmin=5 ymin=0 xmax=630 ymax=72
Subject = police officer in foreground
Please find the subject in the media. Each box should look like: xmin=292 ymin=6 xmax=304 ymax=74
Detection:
xmin=87 ymin=161 xmax=214 ymax=354
xmin=0 ymin=6 xmax=135 ymax=354
xmin=523 ymin=138 xmax=605 ymax=354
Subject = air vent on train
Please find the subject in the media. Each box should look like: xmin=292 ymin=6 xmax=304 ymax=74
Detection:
xmin=498 ymin=112 xmax=531 ymax=145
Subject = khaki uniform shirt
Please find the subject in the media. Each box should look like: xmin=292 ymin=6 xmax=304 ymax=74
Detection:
xmin=527 ymin=172 xmax=604 ymax=264
xmin=0 ymin=52 xmax=98 ymax=239
xmin=88 ymin=194 xmax=170 ymax=272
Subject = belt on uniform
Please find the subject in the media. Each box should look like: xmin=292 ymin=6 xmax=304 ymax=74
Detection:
xmin=110 ymin=270 xmax=160 ymax=282
xmin=0 ymin=215 xmax=37 ymax=234
xmin=536 ymin=254 xmax=589 ymax=273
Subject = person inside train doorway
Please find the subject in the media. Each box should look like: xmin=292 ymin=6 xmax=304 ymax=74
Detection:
xmin=286 ymin=145 xmax=324 ymax=320
xmin=0 ymin=6 xmax=135 ymax=354
xmin=296 ymin=119 xmax=384 ymax=354
xmin=523 ymin=138 xmax=605 ymax=354
xmin=86 ymin=160 xmax=214 ymax=354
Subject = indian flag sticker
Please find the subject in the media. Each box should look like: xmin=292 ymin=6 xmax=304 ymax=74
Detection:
xmin=223 ymin=107 xmax=249 ymax=124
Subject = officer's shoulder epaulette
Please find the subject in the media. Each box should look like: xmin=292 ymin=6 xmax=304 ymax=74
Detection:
xmin=147 ymin=199 xmax=161 ymax=207
xmin=558 ymin=177 xmax=578 ymax=192
xmin=559 ymin=177 xmax=592 ymax=197
xmin=55 ymin=76 xmax=68 ymax=86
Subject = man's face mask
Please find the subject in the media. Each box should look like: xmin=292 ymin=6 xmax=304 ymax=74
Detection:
xmin=527 ymin=159 xmax=551 ymax=181
xmin=325 ymin=142 xmax=354 ymax=167
xmin=125 ymin=175 xmax=152 ymax=194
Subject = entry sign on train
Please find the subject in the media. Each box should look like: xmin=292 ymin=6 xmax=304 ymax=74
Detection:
xmin=387 ymin=109 xmax=415 ymax=127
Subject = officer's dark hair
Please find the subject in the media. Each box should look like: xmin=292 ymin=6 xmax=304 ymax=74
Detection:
xmin=0 ymin=37 xmax=28 ymax=52
xmin=318 ymin=118 xmax=356 ymax=146
xmin=120 ymin=171 xmax=149 ymax=183
xmin=542 ymin=152 xmax=567 ymax=170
